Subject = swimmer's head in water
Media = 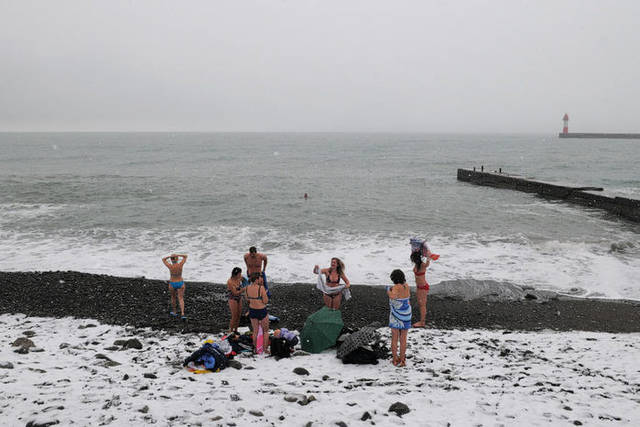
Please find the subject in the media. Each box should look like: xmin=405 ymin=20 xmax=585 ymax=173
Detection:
xmin=249 ymin=246 xmax=257 ymax=254
xmin=390 ymin=269 xmax=406 ymax=285
xmin=231 ymin=267 xmax=242 ymax=277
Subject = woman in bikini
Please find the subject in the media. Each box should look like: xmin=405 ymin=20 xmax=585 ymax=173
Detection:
xmin=313 ymin=257 xmax=350 ymax=310
xmin=162 ymin=253 xmax=188 ymax=321
xmin=227 ymin=267 xmax=244 ymax=333
xmin=411 ymin=251 xmax=430 ymax=328
xmin=243 ymin=272 xmax=270 ymax=352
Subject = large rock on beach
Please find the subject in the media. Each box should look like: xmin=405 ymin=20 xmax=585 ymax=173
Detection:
xmin=388 ymin=402 xmax=410 ymax=417
xmin=293 ymin=367 xmax=310 ymax=376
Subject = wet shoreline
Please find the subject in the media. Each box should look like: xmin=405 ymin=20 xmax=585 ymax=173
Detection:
xmin=2 ymin=271 xmax=640 ymax=334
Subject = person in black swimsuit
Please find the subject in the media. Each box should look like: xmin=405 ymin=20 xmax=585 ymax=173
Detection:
xmin=244 ymin=272 xmax=270 ymax=352
xmin=313 ymin=257 xmax=350 ymax=310
xmin=227 ymin=267 xmax=244 ymax=333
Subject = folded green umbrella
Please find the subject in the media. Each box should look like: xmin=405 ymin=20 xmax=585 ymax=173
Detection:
xmin=300 ymin=306 xmax=344 ymax=354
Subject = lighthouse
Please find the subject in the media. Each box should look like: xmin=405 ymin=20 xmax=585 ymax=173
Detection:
xmin=562 ymin=113 xmax=569 ymax=134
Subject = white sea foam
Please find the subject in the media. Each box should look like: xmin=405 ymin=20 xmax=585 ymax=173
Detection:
xmin=2 ymin=226 xmax=640 ymax=300
xmin=0 ymin=203 xmax=66 ymax=224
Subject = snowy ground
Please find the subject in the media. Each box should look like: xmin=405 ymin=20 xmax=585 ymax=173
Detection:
xmin=1 ymin=314 xmax=639 ymax=426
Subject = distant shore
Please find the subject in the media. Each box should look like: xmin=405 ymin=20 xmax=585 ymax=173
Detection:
xmin=2 ymin=271 xmax=640 ymax=334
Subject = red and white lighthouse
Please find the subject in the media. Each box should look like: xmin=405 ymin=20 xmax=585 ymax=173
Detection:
xmin=562 ymin=113 xmax=569 ymax=134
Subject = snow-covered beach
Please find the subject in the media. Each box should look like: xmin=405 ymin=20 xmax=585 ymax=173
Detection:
xmin=2 ymin=313 xmax=639 ymax=426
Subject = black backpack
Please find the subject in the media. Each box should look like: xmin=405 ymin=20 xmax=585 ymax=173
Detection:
xmin=270 ymin=337 xmax=293 ymax=358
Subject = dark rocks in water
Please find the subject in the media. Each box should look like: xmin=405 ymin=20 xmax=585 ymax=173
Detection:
xmin=143 ymin=373 xmax=157 ymax=379
xmin=249 ymin=410 xmax=263 ymax=417
xmin=279 ymin=416 xmax=285 ymax=421
xmin=123 ymin=374 xmax=129 ymax=381
xmin=104 ymin=346 xmax=120 ymax=351
xmin=284 ymin=396 xmax=299 ymax=403
xmin=138 ymin=405 xmax=149 ymax=414
xmin=335 ymin=422 xmax=348 ymax=427
xmin=58 ymin=343 xmax=70 ymax=349
xmin=0 ymin=362 xmax=14 ymax=369
xmin=388 ymin=402 xmax=410 ymax=417
xmin=14 ymin=347 xmax=29 ymax=354
xmin=293 ymin=367 xmax=309 ymax=376
xmin=361 ymin=411 xmax=372 ymax=421
xmin=23 ymin=330 xmax=36 ymax=337
xmin=230 ymin=394 xmax=241 ymax=402
xmin=573 ymin=421 xmax=583 ymax=426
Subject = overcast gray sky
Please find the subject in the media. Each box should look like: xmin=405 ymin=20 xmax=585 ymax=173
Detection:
xmin=1 ymin=0 xmax=639 ymax=132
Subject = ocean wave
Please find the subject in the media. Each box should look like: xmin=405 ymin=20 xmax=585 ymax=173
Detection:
xmin=0 ymin=203 xmax=68 ymax=223
xmin=0 ymin=226 xmax=639 ymax=300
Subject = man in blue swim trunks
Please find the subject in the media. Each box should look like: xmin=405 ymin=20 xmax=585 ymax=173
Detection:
xmin=162 ymin=253 xmax=188 ymax=320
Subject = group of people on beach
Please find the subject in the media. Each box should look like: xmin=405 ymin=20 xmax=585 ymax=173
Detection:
xmin=163 ymin=238 xmax=437 ymax=366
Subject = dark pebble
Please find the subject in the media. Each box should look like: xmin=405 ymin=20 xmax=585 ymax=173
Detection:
xmin=294 ymin=367 xmax=310 ymax=376
xmin=388 ymin=402 xmax=410 ymax=417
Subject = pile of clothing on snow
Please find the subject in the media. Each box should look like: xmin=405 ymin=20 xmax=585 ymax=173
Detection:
xmin=183 ymin=328 xmax=301 ymax=372
xmin=183 ymin=332 xmax=254 ymax=372
xmin=336 ymin=324 xmax=389 ymax=365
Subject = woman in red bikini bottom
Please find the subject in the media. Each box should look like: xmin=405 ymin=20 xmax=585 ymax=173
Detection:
xmin=411 ymin=251 xmax=430 ymax=327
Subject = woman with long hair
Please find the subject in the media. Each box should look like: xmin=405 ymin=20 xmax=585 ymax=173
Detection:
xmin=313 ymin=257 xmax=350 ymax=310
xmin=411 ymin=251 xmax=430 ymax=328
xmin=244 ymin=272 xmax=270 ymax=352
xmin=227 ymin=267 xmax=244 ymax=333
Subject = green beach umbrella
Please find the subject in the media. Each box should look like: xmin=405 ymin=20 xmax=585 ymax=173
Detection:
xmin=300 ymin=306 xmax=344 ymax=354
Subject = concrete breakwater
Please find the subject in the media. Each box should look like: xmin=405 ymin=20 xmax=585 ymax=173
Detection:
xmin=457 ymin=168 xmax=640 ymax=223
xmin=559 ymin=133 xmax=640 ymax=139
